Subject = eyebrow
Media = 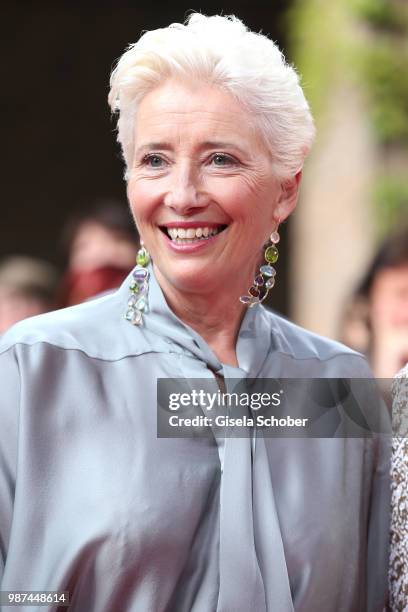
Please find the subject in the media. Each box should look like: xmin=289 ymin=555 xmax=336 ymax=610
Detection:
xmin=134 ymin=142 xmax=173 ymax=157
xmin=200 ymin=141 xmax=244 ymax=151
xmin=134 ymin=140 xmax=247 ymax=157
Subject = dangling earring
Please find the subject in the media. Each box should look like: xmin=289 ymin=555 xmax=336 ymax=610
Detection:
xmin=239 ymin=227 xmax=280 ymax=307
xmin=125 ymin=241 xmax=151 ymax=325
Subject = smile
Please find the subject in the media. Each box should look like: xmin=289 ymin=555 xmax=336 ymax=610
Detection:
xmin=160 ymin=225 xmax=228 ymax=244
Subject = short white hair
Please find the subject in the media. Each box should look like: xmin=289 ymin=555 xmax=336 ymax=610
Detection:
xmin=108 ymin=13 xmax=315 ymax=181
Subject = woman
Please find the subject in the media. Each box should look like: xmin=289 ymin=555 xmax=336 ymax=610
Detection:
xmin=0 ymin=14 xmax=389 ymax=611
xmin=390 ymin=363 xmax=408 ymax=609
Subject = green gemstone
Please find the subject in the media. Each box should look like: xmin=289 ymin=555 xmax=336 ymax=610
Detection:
xmin=265 ymin=245 xmax=279 ymax=264
xmin=136 ymin=248 xmax=150 ymax=267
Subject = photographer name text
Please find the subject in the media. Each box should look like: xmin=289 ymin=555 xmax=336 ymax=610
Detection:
xmin=168 ymin=415 xmax=309 ymax=428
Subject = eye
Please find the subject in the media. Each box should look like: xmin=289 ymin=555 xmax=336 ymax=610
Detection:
xmin=142 ymin=154 xmax=166 ymax=168
xmin=209 ymin=153 xmax=236 ymax=167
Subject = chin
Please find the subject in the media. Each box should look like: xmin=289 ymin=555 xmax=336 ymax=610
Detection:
xmin=154 ymin=258 xmax=226 ymax=295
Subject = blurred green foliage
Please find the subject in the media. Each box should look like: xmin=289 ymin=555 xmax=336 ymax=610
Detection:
xmin=351 ymin=0 xmax=408 ymax=234
xmin=288 ymin=0 xmax=408 ymax=234
xmin=288 ymin=0 xmax=408 ymax=142
xmin=358 ymin=43 xmax=408 ymax=144
xmin=350 ymin=0 xmax=408 ymax=31
xmin=286 ymin=1 xmax=346 ymax=119
xmin=351 ymin=0 xmax=408 ymax=145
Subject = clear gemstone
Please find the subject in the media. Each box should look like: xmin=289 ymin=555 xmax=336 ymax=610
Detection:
xmin=132 ymin=310 xmax=143 ymax=325
xmin=270 ymin=231 xmax=280 ymax=244
xmin=265 ymin=277 xmax=275 ymax=289
xmin=260 ymin=265 xmax=276 ymax=277
xmin=125 ymin=308 xmax=136 ymax=321
xmin=136 ymin=297 xmax=147 ymax=311
xmin=128 ymin=295 xmax=137 ymax=306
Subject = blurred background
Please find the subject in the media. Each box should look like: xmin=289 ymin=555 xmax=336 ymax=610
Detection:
xmin=1 ymin=0 xmax=407 ymax=376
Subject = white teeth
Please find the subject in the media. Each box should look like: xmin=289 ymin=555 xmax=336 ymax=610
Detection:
xmin=165 ymin=226 xmax=224 ymax=241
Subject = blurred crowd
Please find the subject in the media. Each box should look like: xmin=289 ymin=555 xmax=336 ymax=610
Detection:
xmin=0 ymin=203 xmax=406 ymax=379
xmin=0 ymin=199 xmax=139 ymax=334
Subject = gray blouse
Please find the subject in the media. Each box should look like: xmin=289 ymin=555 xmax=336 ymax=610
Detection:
xmin=0 ymin=265 xmax=389 ymax=611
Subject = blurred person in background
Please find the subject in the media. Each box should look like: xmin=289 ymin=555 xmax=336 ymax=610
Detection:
xmin=0 ymin=255 xmax=57 ymax=334
xmin=57 ymin=199 xmax=139 ymax=306
xmin=340 ymin=227 xmax=408 ymax=378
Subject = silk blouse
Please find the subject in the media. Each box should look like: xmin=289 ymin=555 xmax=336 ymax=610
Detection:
xmin=0 ymin=265 xmax=389 ymax=611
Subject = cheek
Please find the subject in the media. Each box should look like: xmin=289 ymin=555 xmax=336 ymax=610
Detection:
xmin=207 ymin=178 xmax=266 ymax=218
xmin=127 ymin=180 xmax=158 ymax=223
xmin=225 ymin=171 xmax=276 ymax=205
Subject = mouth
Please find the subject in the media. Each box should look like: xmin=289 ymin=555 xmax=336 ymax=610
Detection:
xmin=159 ymin=224 xmax=228 ymax=244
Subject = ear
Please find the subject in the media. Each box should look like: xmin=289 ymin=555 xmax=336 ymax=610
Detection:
xmin=274 ymin=170 xmax=302 ymax=223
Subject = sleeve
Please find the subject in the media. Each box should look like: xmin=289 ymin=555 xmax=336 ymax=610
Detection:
xmin=342 ymin=356 xmax=391 ymax=611
xmin=0 ymin=346 xmax=21 ymax=584
xmin=366 ymin=422 xmax=391 ymax=611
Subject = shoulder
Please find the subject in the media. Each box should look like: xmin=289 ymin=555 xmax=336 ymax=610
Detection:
xmin=0 ymin=290 xmax=153 ymax=362
xmin=261 ymin=307 xmax=371 ymax=376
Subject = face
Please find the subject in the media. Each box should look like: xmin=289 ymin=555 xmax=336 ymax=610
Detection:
xmin=370 ymin=265 xmax=408 ymax=329
xmin=127 ymin=80 xmax=299 ymax=296
xmin=369 ymin=264 xmax=408 ymax=375
xmin=69 ymin=221 xmax=135 ymax=271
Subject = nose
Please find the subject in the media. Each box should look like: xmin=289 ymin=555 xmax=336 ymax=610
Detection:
xmin=163 ymin=163 xmax=207 ymax=215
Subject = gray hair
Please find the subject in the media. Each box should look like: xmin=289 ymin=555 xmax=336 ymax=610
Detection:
xmin=108 ymin=13 xmax=315 ymax=181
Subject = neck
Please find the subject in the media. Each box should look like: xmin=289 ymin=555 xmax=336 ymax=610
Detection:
xmin=154 ymin=265 xmax=253 ymax=367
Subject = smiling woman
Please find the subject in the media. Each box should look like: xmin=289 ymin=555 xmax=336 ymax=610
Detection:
xmin=0 ymin=13 xmax=389 ymax=612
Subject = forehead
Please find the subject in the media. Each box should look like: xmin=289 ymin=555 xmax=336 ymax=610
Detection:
xmin=372 ymin=264 xmax=408 ymax=294
xmin=135 ymin=79 xmax=264 ymax=148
